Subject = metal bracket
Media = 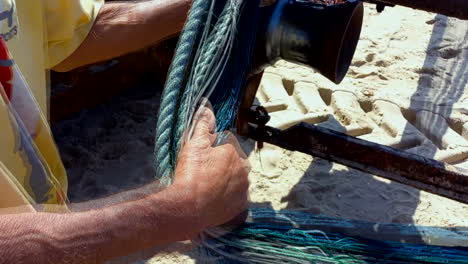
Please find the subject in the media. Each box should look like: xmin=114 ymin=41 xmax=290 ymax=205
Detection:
xmin=245 ymin=109 xmax=468 ymax=204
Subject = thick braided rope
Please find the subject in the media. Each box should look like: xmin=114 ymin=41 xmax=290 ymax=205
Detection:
xmin=155 ymin=0 xmax=241 ymax=184
xmin=174 ymin=2 xmax=240 ymax=152
xmin=154 ymin=0 xmax=210 ymax=184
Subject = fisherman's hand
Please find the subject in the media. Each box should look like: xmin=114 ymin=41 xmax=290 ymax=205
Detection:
xmin=172 ymin=106 xmax=251 ymax=230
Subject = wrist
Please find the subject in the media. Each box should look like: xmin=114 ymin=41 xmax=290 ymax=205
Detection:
xmin=152 ymin=184 xmax=205 ymax=237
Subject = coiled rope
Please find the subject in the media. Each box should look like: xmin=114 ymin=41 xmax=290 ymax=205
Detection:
xmin=154 ymin=0 xmax=211 ymax=184
xmin=154 ymin=0 xmax=245 ymax=185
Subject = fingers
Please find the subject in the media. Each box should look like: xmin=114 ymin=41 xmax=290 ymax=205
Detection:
xmin=215 ymin=132 xmax=252 ymax=179
xmin=215 ymin=131 xmax=249 ymax=161
xmin=219 ymin=186 xmax=249 ymax=230
xmin=220 ymin=210 xmax=249 ymax=230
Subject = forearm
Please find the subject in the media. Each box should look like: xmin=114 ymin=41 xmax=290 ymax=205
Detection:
xmin=68 ymin=181 xmax=163 ymax=212
xmin=0 ymin=186 xmax=200 ymax=264
xmin=54 ymin=0 xmax=191 ymax=72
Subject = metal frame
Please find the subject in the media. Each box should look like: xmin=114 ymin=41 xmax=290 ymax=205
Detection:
xmin=237 ymin=73 xmax=468 ymax=204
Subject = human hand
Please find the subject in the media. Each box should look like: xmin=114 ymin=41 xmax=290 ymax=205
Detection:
xmin=172 ymin=106 xmax=251 ymax=230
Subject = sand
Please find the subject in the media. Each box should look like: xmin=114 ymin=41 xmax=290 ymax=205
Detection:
xmin=51 ymin=3 xmax=468 ymax=263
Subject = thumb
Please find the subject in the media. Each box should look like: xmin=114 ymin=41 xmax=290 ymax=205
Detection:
xmin=191 ymin=103 xmax=216 ymax=140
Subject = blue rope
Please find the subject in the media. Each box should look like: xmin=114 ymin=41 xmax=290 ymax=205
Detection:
xmin=154 ymin=0 xmax=210 ymax=184
xmin=155 ymin=0 xmax=257 ymax=183
xmin=174 ymin=0 xmax=240 ymax=156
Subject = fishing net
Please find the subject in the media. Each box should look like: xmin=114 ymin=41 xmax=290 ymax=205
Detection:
xmin=153 ymin=0 xmax=468 ymax=262
xmin=154 ymin=0 xmax=260 ymax=185
xmin=198 ymin=209 xmax=468 ymax=263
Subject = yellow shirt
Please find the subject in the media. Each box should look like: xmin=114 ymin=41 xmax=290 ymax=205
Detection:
xmin=0 ymin=0 xmax=103 ymax=212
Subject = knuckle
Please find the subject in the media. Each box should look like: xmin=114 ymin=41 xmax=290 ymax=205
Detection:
xmin=219 ymin=144 xmax=237 ymax=157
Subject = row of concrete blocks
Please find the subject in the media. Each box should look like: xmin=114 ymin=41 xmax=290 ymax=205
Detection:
xmin=256 ymin=72 xmax=468 ymax=168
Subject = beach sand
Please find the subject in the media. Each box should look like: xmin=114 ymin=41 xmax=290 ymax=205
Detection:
xmin=52 ymin=4 xmax=468 ymax=263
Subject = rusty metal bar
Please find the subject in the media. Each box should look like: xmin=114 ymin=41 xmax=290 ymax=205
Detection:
xmin=237 ymin=72 xmax=265 ymax=135
xmin=364 ymin=0 xmax=468 ymax=20
xmin=247 ymin=122 xmax=468 ymax=204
